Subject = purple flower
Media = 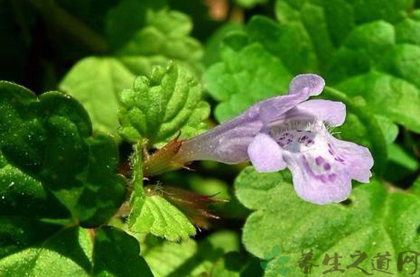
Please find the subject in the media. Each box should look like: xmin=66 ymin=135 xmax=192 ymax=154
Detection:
xmin=176 ymin=74 xmax=374 ymax=205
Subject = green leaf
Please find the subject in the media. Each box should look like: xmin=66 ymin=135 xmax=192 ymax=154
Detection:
xmin=246 ymin=16 xmax=317 ymax=74
xmin=0 ymin=145 xmax=150 ymax=277
xmin=118 ymin=9 xmax=204 ymax=77
xmin=388 ymin=144 xmax=419 ymax=171
xmin=337 ymin=71 xmax=420 ymax=133
xmin=203 ymin=38 xmax=291 ymax=123
xmin=211 ymin=252 xmax=263 ymax=277
xmin=0 ymin=218 xmax=63 ymax=261
xmin=325 ymin=21 xmax=396 ymax=83
xmin=396 ymin=11 xmax=420 ymax=46
xmin=375 ymin=115 xmax=399 ymax=145
xmin=384 ymin=144 xmax=419 ymax=183
xmin=202 ymin=23 xmax=244 ymax=67
xmin=234 ymin=0 xmax=268 ymax=8
xmin=104 ymin=0 xmax=166 ymax=50
xmin=0 ymin=153 xmax=69 ymax=220
xmin=119 ymin=62 xmax=209 ymax=146
xmin=0 ymin=225 xmax=153 ymax=276
xmin=143 ymin=231 xmax=240 ymax=276
xmin=0 ymin=226 xmax=93 ymax=276
xmin=260 ymin=261 xmax=270 ymax=270
xmin=60 ymin=8 xmax=204 ymax=139
xmin=235 ymin=167 xmax=420 ymax=277
xmin=144 ymin=238 xmax=199 ymax=276
xmin=93 ymin=226 xmax=154 ymax=277
xmin=59 ymin=57 xmax=135 ymax=139
xmin=129 ymin=195 xmax=196 ymax=241
xmin=0 ymin=81 xmax=125 ymax=227
xmin=76 ymin=134 xmax=127 ymax=226
xmin=412 ymin=176 xmax=420 ymax=195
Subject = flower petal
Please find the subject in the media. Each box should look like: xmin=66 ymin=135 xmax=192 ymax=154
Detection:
xmin=269 ymin=120 xmax=372 ymax=204
xmin=177 ymin=115 xmax=262 ymax=164
xmin=294 ymin=100 xmax=346 ymax=127
xmin=284 ymin=152 xmax=352 ymax=205
xmin=289 ymin=74 xmax=325 ymax=96
xmin=331 ymin=137 xmax=374 ymax=183
xmin=258 ymin=74 xmax=325 ymax=126
xmin=248 ymin=133 xmax=286 ymax=172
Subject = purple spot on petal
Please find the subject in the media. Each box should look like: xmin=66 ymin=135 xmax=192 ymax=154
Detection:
xmin=324 ymin=163 xmax=331 ymax=171
xmin=334 ymin=157 xmax=345 ymax=163
xmin=301 ymin=156 xmax=316 ymax=177
xmin=318 ymin=175 xmax=327 ymax=182
xmin=298 ymin=136 xmax=307 ymax=143
xmin=305 ymin=139 xmax=315 ymax=147
xmin=306 ymin=140 xmax=313 ymax=146
xmin=328 ymin=144 xmax=337 ymax=155
xmin=315 ymin=156 xmax=324 ymax=165
xmin=328 ymin=173 xmax=337 ymax=182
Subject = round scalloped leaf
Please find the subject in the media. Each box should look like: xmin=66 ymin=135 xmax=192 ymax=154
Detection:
xmin=0 ymin=81 xmax=125 ymax=227
xmin=118 ymin=62 xmax=209 ymax=147
xmin=0 ymin=225 xmax=153 ymax=276
xmin=235 ymin=167 xmax=420 ymax=277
